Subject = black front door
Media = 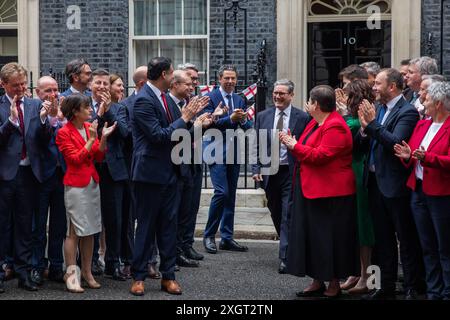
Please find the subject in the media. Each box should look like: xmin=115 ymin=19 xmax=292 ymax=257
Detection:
xmin=308 ymin=21 xmax=391 ymax=92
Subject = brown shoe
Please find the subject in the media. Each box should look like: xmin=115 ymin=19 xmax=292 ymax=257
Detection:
xmin=130 ymin=280 xmax=145 ymax=296
xmin=148 ymin=263 xmax=161 ymax=279
xmin=161 ymin=279 xmax=182 ymax=295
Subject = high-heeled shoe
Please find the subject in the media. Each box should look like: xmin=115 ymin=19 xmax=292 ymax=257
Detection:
xmin=64 ymin=265 xmax=84 ymax=293
xmin=81 ymin=274 xmax=101 ymax=289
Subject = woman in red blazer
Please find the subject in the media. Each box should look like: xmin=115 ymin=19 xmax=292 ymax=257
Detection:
xmin=394 ymin=81 xmax=450 ymax=300
xmin=56 ymin=94 xmax=116 ymax=293
xmin=280 ymin=85 xmax=357 ymax=299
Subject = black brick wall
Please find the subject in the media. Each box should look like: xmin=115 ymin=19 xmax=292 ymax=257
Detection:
xmin=40 ymin=1 xmax=129 ymax=78
xmin=421 ymin=0 xmax=450 ymax=79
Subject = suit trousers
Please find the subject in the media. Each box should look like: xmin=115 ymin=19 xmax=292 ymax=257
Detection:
xmin=0 ymin=166 xmax=39 ymax=281
xmin=368 ymin=172 xmax=423 ymax=292
xmin=120 ymin=179 xmax=134 ymax=266
xmin=98 ymin=163 xmax=125 ymax=271
xmin=411 ymin=181 xmax=450 ymax=300
xmin=32 ymin=166 xmax=66 ymax=272
xmin=131 ymin=181 xmax=178 ymax=281
xmin=204 ymin=164 xmax=241 ymax=241
xmin=265 ymin=165 xmax=291 ymax=261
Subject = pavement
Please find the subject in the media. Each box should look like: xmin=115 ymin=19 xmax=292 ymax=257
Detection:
xmin=195 ymin=206 xmax=278 ymax=240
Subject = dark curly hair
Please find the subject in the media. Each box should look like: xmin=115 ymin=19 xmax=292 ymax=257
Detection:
xmin=345 ymin=80 xmax=375 ymax=118
xmin=60 ymin=93 xmax=92 ymax=121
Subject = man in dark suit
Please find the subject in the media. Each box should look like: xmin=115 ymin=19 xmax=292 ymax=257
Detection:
xmin=166 ymin=70 xmax=211 ymax=269
xmin=251 ymin=79 xmax=309 ymax=274
xmin=0 ymin=63 xmax=53 ymax=293
xmin=129 ymin=57 xmax=206 ymax=296
xmin=90 ymin=69 xmax=129 ymax=281
xmin=202 ymin=65 xmax=253 ymax=254
xmin=60 ymin=58 xmax=92 ymax=97
xmin=357 ymin=68 xmax=422 ymax=300
xmin=30 ymin=76 xmax=67 ymax=285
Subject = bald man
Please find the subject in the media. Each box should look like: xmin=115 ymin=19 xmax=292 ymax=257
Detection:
xmin=31 ymin=76 xmax=67 ymax=285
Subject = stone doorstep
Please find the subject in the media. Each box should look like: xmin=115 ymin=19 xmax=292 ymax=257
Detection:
xmin=200 ymin=188 xmax=267 ymax=208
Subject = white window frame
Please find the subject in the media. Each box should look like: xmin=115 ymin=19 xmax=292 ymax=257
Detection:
xmin=128 ymin=0 xmax=210 ymax=92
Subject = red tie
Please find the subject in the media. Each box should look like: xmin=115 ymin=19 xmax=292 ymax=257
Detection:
xmin=160 ymin=93 xmax=173 ymax=123
xmin=16 ymin=100 xmax=27 ymax=160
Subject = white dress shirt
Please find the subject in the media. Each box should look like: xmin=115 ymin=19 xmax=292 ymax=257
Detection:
xmin=273 ymin=105 xmax=292 ymax=165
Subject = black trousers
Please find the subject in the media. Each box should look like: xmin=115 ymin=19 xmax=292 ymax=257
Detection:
xmin=368 ymin=172 xmax=423 ymax=292
xmin=131 ymin=181 xmax=178 ymax=281
xmin=0 ymin=166 xmax=39 ymax=281
xmin=98 ymin=163 xmax=125 ymax=271
xmin=265 ymin=165 xmax=291 ymax=261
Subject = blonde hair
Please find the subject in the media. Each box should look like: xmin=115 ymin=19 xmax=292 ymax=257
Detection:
xmin=0 ymin=62 xmax=28 ymax=83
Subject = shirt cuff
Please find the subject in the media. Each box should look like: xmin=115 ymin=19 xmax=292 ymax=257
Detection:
xmin=359 ymin=127 xmax=367 ymax=137
xmin=40 ymin=115 xmax=47 ymax=124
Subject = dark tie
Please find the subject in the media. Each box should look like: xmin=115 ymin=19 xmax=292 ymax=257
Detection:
xmin=226 ymin=94 xmax=232 ymax=115
xmin=276 ymin=111 xmax=285 ymax=131
xmin=161 ymin=93 xmax=173 ymax=123
xmin=369 ymin=104 xmax=387 ymax=167
xmin=178 ymin=101 xmax=185 ymax=109
xmin=16 ymin=100 xmax=27 ymax=160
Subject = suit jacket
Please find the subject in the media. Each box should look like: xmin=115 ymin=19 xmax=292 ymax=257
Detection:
xmin=130 ymin=84 xmax=188 ymax=184
xmin=41 ymin=119 xmax=66 ymax=181
xmin=251 ymin=106 xmax=310 ymax=190
xmin=292 ymin=111 xmax=356 ymax=199
xmin=119 ymin=92 xmax=138 ymax=171
xmin=56 ymin=121 xmax=105 ymax=187
xmin=96 ymin=102 xmax=129 ymax=181
xmin=403 ymin=117 xmax=450 ymax=196
xmin=356 ymin=96 xmax=420 ymax=198
xmin=0 ymin=95 xmax=52 ymax=183
xmin=202 ymin=88 xmax=253 ymax=163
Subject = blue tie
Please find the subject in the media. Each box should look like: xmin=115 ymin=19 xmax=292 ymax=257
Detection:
xmin=368 ymin=105 xmax=387 ymax=168
xmin=226 ymin=94 xmax=232 ymax=115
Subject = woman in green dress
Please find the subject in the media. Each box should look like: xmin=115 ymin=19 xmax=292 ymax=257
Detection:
xmin=337 ymin=80 xmax=376 ymax=294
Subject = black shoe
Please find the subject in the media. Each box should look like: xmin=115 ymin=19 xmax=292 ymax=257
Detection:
xmin=91 ymin=260 xmax=104 ymax=276
xmin=405 ymin=289 xmax=418 ymax=300
xmin=30 ymin=270 xmax=43 ymax=286
xmin=0 ymin=279 xmax=4 ymax=294
xmin=18 ymin=278 xmax=38 ymax=291
xmin=296 ymin=284 xmax=326 ymax=297
xmin=278 ymin=261 xmax=287 ymax=274
xmin=176 ymin=254 xmax=200 ymax=268
xmin=203 ymin=237 xmax=217 ymax=254
xmin=219 ymin=239 xmax=248 ymax=252
xmin=362 ymin=289 xmax=396 ymax=300
xmin=105 ymin=267 xmax=127 ymax=281
xmin=184 ymin=247 xmax=204 ymax=261
xmin=174 ymin=264 xmax=180 ymax=272
xmin=48 ymin=269 xmax=65 ymax=283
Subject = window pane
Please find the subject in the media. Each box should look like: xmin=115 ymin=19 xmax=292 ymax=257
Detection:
xmin=135 ymin=40 xmax=159 ymax=67
xmin=160 ymin=39 xmax=183 ymax=67
xmin=184 ymin=0 xmax=207 ymax=35
xmin=134 ymin=0 xmax=157 ymax=36
xmin=185 ymin=39 xmax=207 ymax=72
xmin=159 ymin=0 xmax=182 ymax=36
xmin=0 ymin=0 xmax=17 ymax=23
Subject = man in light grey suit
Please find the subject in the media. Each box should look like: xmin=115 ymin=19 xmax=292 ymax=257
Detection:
xmin=251 ymin=79 xmax=310 ymax=273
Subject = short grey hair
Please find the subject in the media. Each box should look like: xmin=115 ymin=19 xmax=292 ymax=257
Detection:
xmin=171 ymin=70 xmax=189 ymax=86
xmin=410 ymin=56 xmax=439 ymax=75
xmin=427 ymin=81 xmax=450 ymax=112
xmin=360 ymin=61 xmax=381 ymax=76
xmin=178 ymin=63 xmax=199 ymax=73
xmin=274 ymin=79 xmax=295 ymax=94
xmin=218 ymin=64 xmax=237 ymax=78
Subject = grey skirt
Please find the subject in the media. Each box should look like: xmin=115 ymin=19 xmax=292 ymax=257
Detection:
xmin=64 ymin=178 xmax=102 ymax=237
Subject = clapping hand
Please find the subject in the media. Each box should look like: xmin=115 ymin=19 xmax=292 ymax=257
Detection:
xmin=279 ymin=129 xmax=297 ymax=150
xmin=89 ymin=120 xmax=99 ymax=140
xmin=230 ymin=109 xmax=247 ymax=123
xmin=97 ymin=91 xmax=112 ymax=117
xmin=335 ymin=88 xmax=348 ymax=105
xmin=358 ymin=99 xmax=376 ymax=129
xmin=10 ymin=95 xmax=19 ymax=121
xmin=181 ymin=96 xmax=210 ymax=122
xmin=212 ymin=102 xmax=229 ymax=118
xmin=394 ymin=141 xmax=412 ymax=160
xmin=40 ymin=100 xmax=51 ymax=118
xmin=194 ymin=113 xmax=213 ymax=128
xmin=101 ymin=121 xmax=117 ymax=139
xmin=412 ymin=146 xmax=426 ymax=161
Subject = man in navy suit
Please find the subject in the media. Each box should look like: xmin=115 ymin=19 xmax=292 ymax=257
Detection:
xmin=91 ymin=69 xmax=129 ymax=281
xmin=357 ymin=68 xmax=422 ymax=300
xmin=30 ymin=76 xmax=67 ymax=285
xmin=202 ymin=65 xmax=253 ymax=254
xmin=129 ymin=57 xmax=206 ymax=296
xmin=251 ymin=79 xmax=309 ymax=273
xmin=0 ymin=63 xmax=53 ymax=293
xmin=60 ymin=58 xmax=92 ymax=97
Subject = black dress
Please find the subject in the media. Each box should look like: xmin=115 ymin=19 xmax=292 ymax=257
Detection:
xmin=286 ymin=126 xmax=359 ymax=281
